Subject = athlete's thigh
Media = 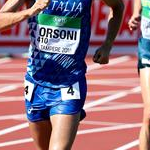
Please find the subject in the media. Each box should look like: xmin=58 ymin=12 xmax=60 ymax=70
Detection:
xmin=24 ymin=79 xmax=52 ymax=150
xmin=49 ymin=113 xmax=80 ymax=150
xmin=140 ymin=68 xmax=150 ymax=105
xmin=138 ymin=37 xmax=150 ymax=105
xmin=29 ymin=120 xmax=52 ymax=150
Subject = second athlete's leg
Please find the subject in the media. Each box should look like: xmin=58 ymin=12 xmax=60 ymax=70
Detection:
xmin=139 ymin=67 xmax=150 ymax=150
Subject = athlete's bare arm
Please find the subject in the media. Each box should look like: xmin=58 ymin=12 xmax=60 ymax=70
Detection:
xmin=0 ymin=0 xmax=49 ymax=31
xmin=0 ymin=0 xmax=25 ymax=12
xmin=93 ymin=0 xmax=124 ymax=64
xmin=128 ymin=0 xmax=141 ymax=31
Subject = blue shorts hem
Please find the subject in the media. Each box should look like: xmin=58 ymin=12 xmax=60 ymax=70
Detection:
xmin=50 ymin=109 xmax=86 ymax=121
xmin=26 ymin=109 xmax=86 ymax=122
xmin=27 ymin=117 xmax=47 ymax=122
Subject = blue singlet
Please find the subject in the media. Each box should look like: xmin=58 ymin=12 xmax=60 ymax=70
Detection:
xmin=25 ymin=0 xmax=92 ymax=88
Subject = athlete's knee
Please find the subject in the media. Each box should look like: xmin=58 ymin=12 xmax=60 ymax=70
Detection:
xmin=36 ymin=147 xmax=48 ymax=150
xmin=49 ymin=142 xmax=71 ymax=150
xmin=34 ymin=142 xmax=49 ymax=150
xmin=143 ymin=107 xmax=150 ymax=124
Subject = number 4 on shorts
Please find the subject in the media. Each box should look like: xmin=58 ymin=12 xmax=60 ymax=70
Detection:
xmin=67 ymin=86 xmax=75 ymax=95
xmin=24 ymin=80 xmax=34 ymax=101
xmin=61 ymin=82 xmax=80 ymax=100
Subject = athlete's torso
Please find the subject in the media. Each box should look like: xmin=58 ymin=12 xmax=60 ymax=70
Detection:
xmin=26 ymin=0 xmax=92 ymax=88
xmin=141 ymin=0 xmax=150 ymax=39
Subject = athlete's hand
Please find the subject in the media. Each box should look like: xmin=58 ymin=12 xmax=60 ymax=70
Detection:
xmin=93 ymin=44 xmax=112 ymax=64
xmin=128 ymin=15 xmax=141 ymax=31
xmin=30 ymin=0 xmax=49 ymax=16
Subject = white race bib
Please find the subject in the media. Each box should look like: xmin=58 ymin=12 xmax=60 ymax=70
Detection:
xmin=36 ymin=14 xmax=81 ymax=55
xmin=24 ymin=80 xmax=34 ymax=101
xmin=61 ymin=82 xmax=80 ymax=100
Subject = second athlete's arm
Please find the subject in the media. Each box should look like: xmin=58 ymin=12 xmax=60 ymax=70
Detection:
xmin=0 ymin=0 xmax=25 ymax=12
xmin=0 ymin=0 xmax=49 ymax=31
xmin=93 ymin=0 xmax=124 ymax=64
xmin=128 ymin=0 xmax=142 ymax=31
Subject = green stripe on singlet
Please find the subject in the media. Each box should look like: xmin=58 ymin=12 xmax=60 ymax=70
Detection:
xmin=37 ymin=14 xmax=81 ymax=28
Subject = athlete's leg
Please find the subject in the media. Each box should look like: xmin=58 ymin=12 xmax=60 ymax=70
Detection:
xmin=49 ymin=113 xmax=80 ymax=150
xmin=29 ymin=120 xmax=52 ymax=150
xmin=24 ymin=82 xmax=52 ymax=150
xmin=139 ymin=67 xmax=150 ymax=150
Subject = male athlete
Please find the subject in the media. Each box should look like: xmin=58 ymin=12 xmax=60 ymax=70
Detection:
xmin=129 ymin=0 xmax=150 ymax=149
xmin=1 ymin=0 xmax=124 ymax=150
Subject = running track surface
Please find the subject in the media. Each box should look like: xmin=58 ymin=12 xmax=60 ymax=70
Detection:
xmin=0 ymin=55 xmax=143 ymax=150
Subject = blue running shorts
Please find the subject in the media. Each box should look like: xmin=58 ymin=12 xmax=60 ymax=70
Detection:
xmin=24 ymin=77 xmax=87 ymax=122
xmin=138 ymin=37 xmax=150 ymax=69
